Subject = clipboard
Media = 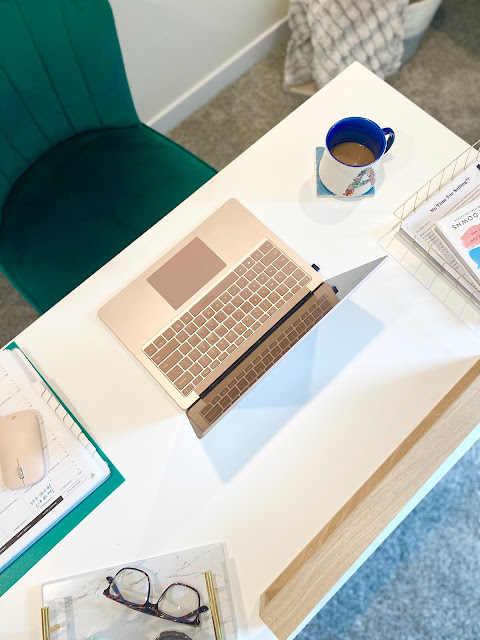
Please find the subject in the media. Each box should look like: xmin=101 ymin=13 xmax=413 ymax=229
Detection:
xmin=0 ymin=341 xmax=124 ymax=597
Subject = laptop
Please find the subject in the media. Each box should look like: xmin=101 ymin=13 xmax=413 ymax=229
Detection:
xmin=98 ymin=199 xmax=385 ymax=437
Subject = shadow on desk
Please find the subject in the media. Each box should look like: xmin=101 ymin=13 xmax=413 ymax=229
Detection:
xmin=201 ymin=300 xmax=383 ymax=481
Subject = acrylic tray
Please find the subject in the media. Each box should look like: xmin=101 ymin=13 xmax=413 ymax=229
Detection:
xmin=42 ymin=543 xmax=237 ymax=640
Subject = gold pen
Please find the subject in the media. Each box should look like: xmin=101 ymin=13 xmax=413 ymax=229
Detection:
xmin=204 ymin=570 xmax=223 ymax=640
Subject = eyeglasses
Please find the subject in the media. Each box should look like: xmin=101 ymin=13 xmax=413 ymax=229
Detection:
xmin=103 ymin=567 xmax=209 ymax=627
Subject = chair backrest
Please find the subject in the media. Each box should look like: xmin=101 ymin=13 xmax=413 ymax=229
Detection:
xmin=0 ymin=0 xmax=139 ymax=217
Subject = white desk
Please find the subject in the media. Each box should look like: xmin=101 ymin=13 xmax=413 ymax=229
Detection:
xmin=1 ymin=62 xmax=480 ymax=639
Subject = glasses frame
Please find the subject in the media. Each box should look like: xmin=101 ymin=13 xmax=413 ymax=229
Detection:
xmin=103 ymin=567 xmax=209 ymax=627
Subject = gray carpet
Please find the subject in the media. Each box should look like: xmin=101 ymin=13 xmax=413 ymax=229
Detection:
xmin=1 ymin=2 xmax=480 ymax=636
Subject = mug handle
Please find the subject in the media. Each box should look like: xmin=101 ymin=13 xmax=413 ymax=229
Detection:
xmin=382 ymin=127 xmax=395 ymax=153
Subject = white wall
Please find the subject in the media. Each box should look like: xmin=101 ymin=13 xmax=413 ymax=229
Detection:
xmin=110 ymin=0 xmax=290 ymax=132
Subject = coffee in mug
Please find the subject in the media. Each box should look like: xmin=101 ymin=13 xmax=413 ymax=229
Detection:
xmin=330 ymin=142 xmax=376 ymax=166
xmin=318 ymin=117 xmax=395 ymax=196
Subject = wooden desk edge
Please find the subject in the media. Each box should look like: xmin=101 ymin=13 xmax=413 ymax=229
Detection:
xmin=259 ymin=358 xmax=480 ymax=639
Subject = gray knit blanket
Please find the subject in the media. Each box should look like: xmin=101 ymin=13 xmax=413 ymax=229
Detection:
xmin=284 ymin=0 xmax=409 ymax=94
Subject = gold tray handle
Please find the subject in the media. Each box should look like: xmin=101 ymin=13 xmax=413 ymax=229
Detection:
xmin=41 ymin=607 xmax=60 ymax=640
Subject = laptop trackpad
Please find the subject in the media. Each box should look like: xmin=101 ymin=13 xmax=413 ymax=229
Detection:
xmin=147 ymin=237 xmax=226 ymax=310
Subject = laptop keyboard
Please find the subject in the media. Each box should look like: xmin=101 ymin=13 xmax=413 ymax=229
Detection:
xmin=142 ymin=239 xmax=311 ymax=396
xmin=200 ymin=292 xmax=335 ymax=425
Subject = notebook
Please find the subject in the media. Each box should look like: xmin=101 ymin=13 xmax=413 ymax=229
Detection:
xmin=0 ymin=347 xmax=110 ymax=575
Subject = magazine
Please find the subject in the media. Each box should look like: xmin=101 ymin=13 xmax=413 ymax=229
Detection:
xmin=435 ymin=200 xmax=480 ymax=287
xmin=400 ymin=161 xmax=480 ymax=301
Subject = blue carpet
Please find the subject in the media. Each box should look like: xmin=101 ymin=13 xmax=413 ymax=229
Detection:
xmin=298 ymin=437 xmax=480 ymax=639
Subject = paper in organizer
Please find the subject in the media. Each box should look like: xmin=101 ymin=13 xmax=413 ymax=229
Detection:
xmin=400 ymin=160 xmax=480 ymax=303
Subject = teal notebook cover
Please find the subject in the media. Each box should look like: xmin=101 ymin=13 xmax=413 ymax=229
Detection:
xmin=0 ymin=342 xmax=124 ymax=597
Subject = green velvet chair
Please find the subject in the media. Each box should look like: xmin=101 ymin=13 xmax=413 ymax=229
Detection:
xmin=0 ymin=0 xmax=216 ymax=313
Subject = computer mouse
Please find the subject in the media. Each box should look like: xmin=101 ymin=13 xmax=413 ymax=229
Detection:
xmin=0 ymin=410 xmax=45 ymax=490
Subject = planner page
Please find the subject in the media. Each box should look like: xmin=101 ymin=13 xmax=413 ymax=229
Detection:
xmin=0 ymin=349 xmax=109 ymax=572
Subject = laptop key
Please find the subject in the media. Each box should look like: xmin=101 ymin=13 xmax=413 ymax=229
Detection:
xmin=261 ymin=248 xmax=280 ymax=265
xmin=191 ymin=363 xmax=202 ymax=376
xmin=176 ymin=371 xmax=193 ymax=390
xmin=189 ymin=334 xmax=200 ymax=347
xmin=259 ymin=240 xmax=273 ymax=254
xmin=273 ymin=255 xmax=288 ymax=269
xmin=207 ymin=346 xmax=220 ymax=359
xmin=198 ymin=341 xmax=209 ymax=353
xmin=205 ymin=406 xmax=222 ymax=424
xmin=185 ymin=322 xmax=197 ymax=335
xmin=292 ymin=269 xmax=304 ymax=280
xmin=206 ymin=319 xmax=218 ymax=331
xmin=265 ymin=265 xmax=276 ymax=277
xmin=152 ymin=339 xmax=179 ymax=365
xmin=211 ymin=300 xmax=223 ymax=311
xmin=199 ymin=355 xmax=211 ymax=368
xmin=162 ymin=328 xmax=175 ymax=340
xmin=176 ymin=330 xmax=188 ymax=342
xmin=181 ymin=312 xmax=193 ymax=324
xmin=154 ymin=335 xmax=166 ymax=348
xmin=266 ymin=279 xmax=277 ymax=291
xmin=179 ymin=357 xmax=193 ymax=370
xmin=160 ymin=352 xmax=183 ymax=373
xmin=144 ymin=344 xmax=157 ymax=357
xmin=166 ymin=364 xmax=183 ymax=381
xmin=195 ymin=314 xmax=207 ymax=327
xmin=214 ymin=310 xmax=227 ymax=323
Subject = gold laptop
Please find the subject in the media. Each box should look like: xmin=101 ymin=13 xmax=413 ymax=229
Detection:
xmin=98 ymin=199 xmax=382 ymax=437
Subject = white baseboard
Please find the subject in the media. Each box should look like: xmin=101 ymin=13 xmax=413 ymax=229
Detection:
xmin=147 ymin=17 xmax=289 ymax=134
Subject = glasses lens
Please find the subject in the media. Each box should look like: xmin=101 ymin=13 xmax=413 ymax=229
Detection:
xmin=159 ymin=584 xmax=200 ymax=618
xmin=112 ymin=568 xmax=149 ymax=605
